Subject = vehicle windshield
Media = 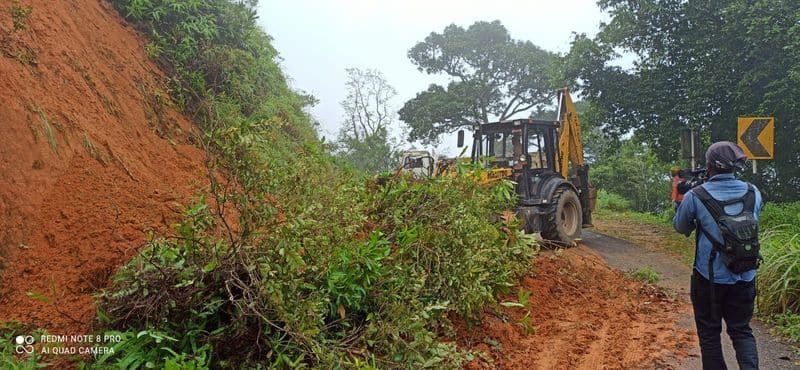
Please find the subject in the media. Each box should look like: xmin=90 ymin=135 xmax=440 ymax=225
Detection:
xmin=475 ymin=130 xmax=523 ymax=168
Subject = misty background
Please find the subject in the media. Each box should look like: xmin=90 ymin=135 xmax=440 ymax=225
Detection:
xmin=256 ymin=0 xmax=617 ymax=155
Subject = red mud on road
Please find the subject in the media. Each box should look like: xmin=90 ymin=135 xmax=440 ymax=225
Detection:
xmin=0 ymin=0 xmax=207 ymax=335
xmin=456 ymin=246 xmax=695 ymax=369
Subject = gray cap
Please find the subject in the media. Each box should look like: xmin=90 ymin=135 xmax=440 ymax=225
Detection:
xmin=706 ymin=141 xmax=747 ymax=170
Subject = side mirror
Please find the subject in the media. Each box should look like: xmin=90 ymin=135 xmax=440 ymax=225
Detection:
xmin=457 ymin=130 xmax=465 ymax=148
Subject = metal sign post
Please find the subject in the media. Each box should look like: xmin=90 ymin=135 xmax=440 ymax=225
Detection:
xmin=681 ymin=128 xmax=701 ymax=168
xmin=690 ymin=129 xmax=696 ymax=169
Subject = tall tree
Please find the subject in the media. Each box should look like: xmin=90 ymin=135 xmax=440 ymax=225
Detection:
xmin=564 ymin=0 xmax=800 ymax=201
xmin=399 ymin=21 xmax=557 ymax=144
xmin=336 ymin=68 xmax=399 ymax=173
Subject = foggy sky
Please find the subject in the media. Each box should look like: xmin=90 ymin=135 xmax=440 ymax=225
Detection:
xmin=257 ymin=0 xmax=611 ymax=155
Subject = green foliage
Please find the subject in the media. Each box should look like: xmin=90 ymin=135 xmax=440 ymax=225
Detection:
xmin=757 ymin=203 xmax=800 ymax=323
xmin=591 ymin=139 xmax=671 ymax=213
xmin=336 ymin=67 xmax=400 ymax=173
xmin=99 ymin=171 xmax=535 ymax=367
xmin=769 ymin=313 xmax=800 ymax=343
xmin=628 ymin=267 xmax=661 ymax=284
xmin=566 ymin=0 xmax=800 ymax=202
xmin=111 ymin=0 xmax=315 ymax=136
xmin=760 ymin=202 xmax=800 ymax=232
xmin=596 ymin=189 xmax=631 ymax=212
xmin=93 ymin=329 xmax=211 ymax=369
xmin=10 ymin=1 xmax=32 ymax=32
xmin=758 ymin=226 xmax=800 ymax=317
xmin=757 ymin=203 xmax=800 ymax=344
xmin=0 ymin=322 xmax=49 ymax=369
xmin=517 ymin=312 xmax=536 ymax=335
xmin=326 ymin=231 xmax=391 ymax=318
xmin=337 ymin=126 xmax=399 ymax=174
xmin=400 ymin=20 xmax=557 ymax=144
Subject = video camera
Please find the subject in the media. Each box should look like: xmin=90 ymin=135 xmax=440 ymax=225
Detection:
xmin=676 ymin=167 xmax=707 ymax=195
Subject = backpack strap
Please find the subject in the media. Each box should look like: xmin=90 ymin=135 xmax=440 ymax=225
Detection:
xmin=741 ymin=184 xmax=756 ymax=213
xmin=692 ymin=186 xmax=727 ymax=250
xmin=691 ymin=185 xmax=723 ymax=319
xmin=692 ymin=186 xmax=726 ymax=220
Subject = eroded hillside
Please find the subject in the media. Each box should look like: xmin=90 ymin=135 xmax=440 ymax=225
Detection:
xmin=0 ymin=0 xmax=207 ymax=334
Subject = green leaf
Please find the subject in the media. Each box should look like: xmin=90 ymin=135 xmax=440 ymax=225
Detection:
xmin=26 ymin=291 xmax=50 ymax=303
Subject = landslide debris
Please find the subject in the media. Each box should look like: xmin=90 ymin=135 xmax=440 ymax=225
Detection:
xmin=0 ymin=0 xmax=207 ymax=335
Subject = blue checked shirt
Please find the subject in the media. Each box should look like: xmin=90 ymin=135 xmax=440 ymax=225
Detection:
xmin=673 ymin=173 xmax=762 ymax=284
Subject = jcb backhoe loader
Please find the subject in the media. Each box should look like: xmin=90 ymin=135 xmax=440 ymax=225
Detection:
xmin=457 ymin=88 xmax=595 ymax=243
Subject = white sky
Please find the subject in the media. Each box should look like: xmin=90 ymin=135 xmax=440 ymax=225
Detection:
xmin=257 ymin=0 xmax=611 ymax=155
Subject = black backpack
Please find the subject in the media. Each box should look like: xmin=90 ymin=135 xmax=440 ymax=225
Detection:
xmin=693 ymin=184 xmax=761 ymax=276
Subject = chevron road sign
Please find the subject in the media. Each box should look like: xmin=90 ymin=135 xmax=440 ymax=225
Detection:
xmin=737 ymin=117 xmax=774 ymax=160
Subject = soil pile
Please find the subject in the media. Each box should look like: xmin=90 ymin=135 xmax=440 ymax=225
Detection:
xmin=0 ymin=0 xmax=206 ymax=334
xmin=457 ymin=246 xmax=695 ymax=369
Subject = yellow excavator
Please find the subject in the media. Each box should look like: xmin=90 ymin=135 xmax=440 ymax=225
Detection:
xmin=457 ymin=88 xmax=595 ymax=243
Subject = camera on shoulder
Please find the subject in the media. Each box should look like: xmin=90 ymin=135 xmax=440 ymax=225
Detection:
xmin=677 ymin=168 xmax=707 ymax=194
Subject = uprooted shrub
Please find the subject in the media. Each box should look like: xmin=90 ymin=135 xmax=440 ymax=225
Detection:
xmin=97 ymin=152 xmax=536 ymax=368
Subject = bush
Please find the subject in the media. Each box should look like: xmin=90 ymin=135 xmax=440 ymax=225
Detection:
xmin=759 ymin=202 xmax=800 ymax=232
xmin=770 ymin=313 xmax=800 ymax=343
xmin=756 ymin=201 xmax=800 ymax=342
xmin=98 ymin=164 xmax=536 ymax=367
xmin=628 ymin=267 xmax=661 ymax=284
xmin=758 ymin=227 xmax=800 ymax=317
xmin=590 ymin=139 xmax=672 ymax=213
xmin=596 ymin=189 xmax=631 ymax=212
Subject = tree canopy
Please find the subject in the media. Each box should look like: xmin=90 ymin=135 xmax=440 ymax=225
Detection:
xmin=336 ymin=68 xmax=399 ymax=173
xmin=400 ymin=21 xmax=557 ymax=144
xmin=563 ymin=0 xmax=800 ymax=201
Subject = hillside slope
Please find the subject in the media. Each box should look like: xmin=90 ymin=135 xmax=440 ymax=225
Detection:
xmin=0 ymin=0 xmax=207 ymax=334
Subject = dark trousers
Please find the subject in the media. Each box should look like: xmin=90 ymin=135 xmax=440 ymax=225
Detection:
xmin=690 ymin=270 xmax=759 ymax=370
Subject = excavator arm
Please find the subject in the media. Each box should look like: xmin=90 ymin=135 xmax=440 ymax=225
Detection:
xmin=556 ymin=88 xmax=595 ymax=226
xmin=557 ymin=88 xmax=585 ymax=178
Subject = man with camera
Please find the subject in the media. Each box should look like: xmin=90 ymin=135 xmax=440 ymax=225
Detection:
xmin=673 ymin=141 xmax=762 ymax=369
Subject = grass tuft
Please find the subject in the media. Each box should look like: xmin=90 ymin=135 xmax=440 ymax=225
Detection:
xmin=10 ymin=1 xmax=32 ymax=32
xmin=628 ymin=266 xmax=661 ymax=284
xmin=34 ymin=107 xmax=58 ymax=155
xmin=81 ymin=133 xmax=107 ymax=165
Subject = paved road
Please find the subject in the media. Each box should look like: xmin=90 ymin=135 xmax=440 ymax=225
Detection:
xmin=580 ymin=230 xmax=799 ymax=369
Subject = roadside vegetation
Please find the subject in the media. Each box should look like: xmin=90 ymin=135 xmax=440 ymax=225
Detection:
xmin=46 ymin=0 xmax=535 ymax=368
xmin=757 ymin=202 xmax=800 ymax=344
xmin=628 ymin=267 xmax=661 ymax=285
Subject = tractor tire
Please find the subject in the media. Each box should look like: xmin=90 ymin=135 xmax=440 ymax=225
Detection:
xmin=541 ymin=186 xmax=582 ymax=244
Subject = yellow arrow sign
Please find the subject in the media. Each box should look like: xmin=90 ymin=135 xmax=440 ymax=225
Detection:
xmin=737 ymin=117 xmax=774 ymax=159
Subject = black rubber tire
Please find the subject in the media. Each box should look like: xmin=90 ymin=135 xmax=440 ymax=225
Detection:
xmin=541 ymin=187 xmax=582 ymax=244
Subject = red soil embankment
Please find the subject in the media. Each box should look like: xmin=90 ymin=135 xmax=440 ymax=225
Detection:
xmin=0 ymin=0 xmax=207 ymax=335
xmin=457 ymin=247 xmax=695 ymax=369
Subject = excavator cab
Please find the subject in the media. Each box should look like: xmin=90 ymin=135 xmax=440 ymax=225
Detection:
xmin=460 ymin=89 xmax=594 ymax=243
